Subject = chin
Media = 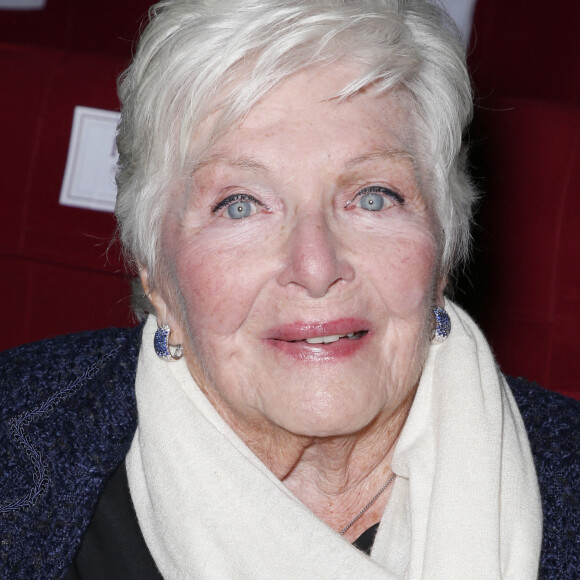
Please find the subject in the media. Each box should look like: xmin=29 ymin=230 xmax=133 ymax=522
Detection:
xmin=265 ymin=386 xmax=390 ymax=439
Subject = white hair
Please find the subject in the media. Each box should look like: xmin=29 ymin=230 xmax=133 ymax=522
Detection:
xmin=115 ymin=0 xmax=475 ymax=286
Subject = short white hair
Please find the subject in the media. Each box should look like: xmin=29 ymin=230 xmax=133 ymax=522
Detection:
xmin=116 ymin=0 xmax=475 ymax=285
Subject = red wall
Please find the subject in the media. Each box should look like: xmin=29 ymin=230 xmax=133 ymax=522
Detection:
xmin=0 ymin=0 xmax=155 ymax=348
xmin=464 ymin=0 xmax=580 ymax=398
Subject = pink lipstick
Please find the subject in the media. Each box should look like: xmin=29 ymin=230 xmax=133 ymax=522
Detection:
xmin=266 ymin=318 xmax=371 ymax=360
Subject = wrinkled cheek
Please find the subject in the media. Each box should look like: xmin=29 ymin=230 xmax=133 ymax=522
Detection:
xmin=397 ymin=237 xmax=439 ymax=374
xmin=170 ymin=231 xmax=271 ymax=343
xmin=378 ymin=235 xmax=439 ymax=315
xmin=174 ymin=249 xmax=238 ymax=333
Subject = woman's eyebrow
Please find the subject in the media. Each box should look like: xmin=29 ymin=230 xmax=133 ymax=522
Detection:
xmin=191 ymin=153 xmax=270 ymax=175
xmin=344 ymin=148 xmax=415 ymax=168
xmin=191 ymin=149 xmax=413 ymax=176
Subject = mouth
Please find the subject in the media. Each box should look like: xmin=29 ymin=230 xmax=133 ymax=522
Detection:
xmin=293 ymin=330 xmax=368 ymax=344
xmin=266 ymin=320 xmax=371 ymax=360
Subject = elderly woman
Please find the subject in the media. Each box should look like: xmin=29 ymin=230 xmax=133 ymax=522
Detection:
xmin=1 ymin=0 xmax=578 ymax=578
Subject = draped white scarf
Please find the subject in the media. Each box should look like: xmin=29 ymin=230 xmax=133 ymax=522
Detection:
xmin=126 ymin=301 xmax=542 ymax=579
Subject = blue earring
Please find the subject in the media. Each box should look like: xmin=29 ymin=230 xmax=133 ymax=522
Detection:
xmin=154 ymin=325 xmax=183 ymax=361
xmin=431 ymin=307 xmax=451 ymax=343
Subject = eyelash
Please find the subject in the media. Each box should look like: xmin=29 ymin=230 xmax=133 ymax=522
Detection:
xmin=345 ymin=186 xmax=405 ymax=209
xmin=212 ymin=193 xmax=267 ymax=214
xmin=211 ymin=185 xmax=403 ymax=217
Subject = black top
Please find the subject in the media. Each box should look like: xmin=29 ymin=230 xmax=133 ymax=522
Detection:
xmin=65 ymin=462 xmax=163 ymax=580
xmin=352 ymin=523 xmax=380 ymax=555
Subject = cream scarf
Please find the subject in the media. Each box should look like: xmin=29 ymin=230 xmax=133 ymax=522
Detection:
xmin=126 ymin=301 xmax=542 ymax=579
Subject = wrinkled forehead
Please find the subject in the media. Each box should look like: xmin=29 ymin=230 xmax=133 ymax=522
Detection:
xmin=183 ymin=62 xmax=418 ymax=178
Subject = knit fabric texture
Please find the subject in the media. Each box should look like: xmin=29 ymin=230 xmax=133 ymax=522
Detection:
xmin=0 ymin=327 xmax=141 ymax=579
xmin=0 ymin=327 xmax=578 ymax=579
xmin=506 ymin=376 xmax=580 ymax=579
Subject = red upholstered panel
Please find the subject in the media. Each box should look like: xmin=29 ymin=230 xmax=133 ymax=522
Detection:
xmin=0 ymin=254 xmax=31 ymax=349
xmin=0 ymin=0 xmax=151 ymax=351
xmin=549 ymin=128 xmax=580 ymax=397
xmin=71 ymin=0 xmax=154 ymax=55
xmin=0 ymin=254 xmax=134 ymax=352
xmin=18 ymin=50 xmax=127 ymax=273
xmin=0 ymin=10 xmax=147 ymax=348
xmin=469 ymin=0 xmax=580 ymax=104
xmin=0 ymin=0 xmax=154 ymax=56
xmin=0 ymin=0 xmax=69 ymax=51
xmin=471 ymin=99 xmax=580 ymax=397
xmin=25 ymin=260 xmax=134 ymax=344
xmin=0 ymin=44 xmax=62 ymax=255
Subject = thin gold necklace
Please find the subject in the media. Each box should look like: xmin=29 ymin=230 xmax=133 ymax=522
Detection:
xmin=340 ymin=473 xmax=396 ymax=536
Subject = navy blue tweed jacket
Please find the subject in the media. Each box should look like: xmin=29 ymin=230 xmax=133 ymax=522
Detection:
xmin=0 ymin=326 xmax=578 ymax=579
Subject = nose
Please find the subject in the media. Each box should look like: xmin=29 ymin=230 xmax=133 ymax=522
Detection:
xmin=276 ymin=211 xmax=354 ymax=298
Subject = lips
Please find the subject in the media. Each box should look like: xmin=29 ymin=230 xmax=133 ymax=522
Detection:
xmin=301 ymin=331 xmax=367 ymax=344
xmin=266 ymin=319 xmax=371 ymax=360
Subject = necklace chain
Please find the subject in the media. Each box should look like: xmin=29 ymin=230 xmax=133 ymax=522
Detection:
xmin=339 ymin=473 xmax=396 ymax=536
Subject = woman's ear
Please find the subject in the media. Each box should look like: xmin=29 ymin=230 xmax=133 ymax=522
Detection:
xmin=140 ymin=267 xmax=166 ymax=320
xmin=436 ymin=274 xmax=448 ymax=307
xmin=139 ymin=267 xmax=186 ymax=345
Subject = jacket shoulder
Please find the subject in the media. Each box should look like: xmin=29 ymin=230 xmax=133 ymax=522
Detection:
xmin=506 ymin=376 xmax=580 ymax=578
xmin=0 ymin=326 xmax=143 ymax=579
xmin=0 ymin=327 xmax=141 ymax=410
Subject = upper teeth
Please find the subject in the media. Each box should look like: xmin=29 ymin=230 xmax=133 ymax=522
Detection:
xmin=305 ymin=333 xmax=358 ymax=344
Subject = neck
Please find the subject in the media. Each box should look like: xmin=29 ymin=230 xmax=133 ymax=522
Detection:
xmin=236 ymin=390 xmax=413 ymax=541
xmin=185 ymin=354 xmax=416 ymax=541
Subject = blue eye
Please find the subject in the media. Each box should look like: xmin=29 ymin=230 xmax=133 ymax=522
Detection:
xmin=348 ymin=186 xmax=404 ymax=212
xmin=359 ymin=192 xmax=385 ymax=211
xmin=213 ymin=194 xmax=265 ymax=219
xmin=227 ymin=200 xmax=253 ymax=219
